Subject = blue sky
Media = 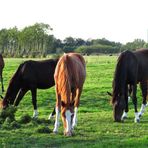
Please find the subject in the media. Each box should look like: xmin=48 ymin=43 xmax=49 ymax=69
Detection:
xmin=1 ymin=0 xmax=148 ymax=43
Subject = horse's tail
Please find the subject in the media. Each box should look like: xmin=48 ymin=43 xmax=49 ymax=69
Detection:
xmin=55 ymin=54 xmax=71 ymax=107
xmin=112 ymin=50 xmax=138 ymax=104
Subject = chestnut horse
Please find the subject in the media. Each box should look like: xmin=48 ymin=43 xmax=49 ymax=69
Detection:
xmin=1 ymin=58 xmax=58 ymax=118
xmin=0 ymin=54 xmax=4 ymax=93
xmin=112 ymin=49 xmax=148 ymax=123
xmin=53 ymin=53 xmax=86 ymax=136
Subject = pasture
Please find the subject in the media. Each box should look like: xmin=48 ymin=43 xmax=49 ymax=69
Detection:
xmin=0 ymin=55 xmax=148 ymax=147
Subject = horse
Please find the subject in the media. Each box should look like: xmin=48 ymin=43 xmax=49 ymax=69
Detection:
xmin=1 ymin=58 xmax=58 ymax=118
xmin=53 ymin=53 xmax=86 ymax=136
xmin=111 ymin=49 xmax=148 ymax=123
xmin=0 ymin=54 xmax=4 ymax=93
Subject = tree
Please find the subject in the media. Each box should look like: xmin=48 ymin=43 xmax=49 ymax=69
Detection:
xmin=0 ymin=29 xmax=9 ymax=53
xmin=7 ymin=27 xmax=19 ymax=55
xmin=122 ymin=39 xmax=146 ymax=51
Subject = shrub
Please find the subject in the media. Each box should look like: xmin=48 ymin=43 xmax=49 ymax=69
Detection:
xmin=0 ymin=106 xmax=17 ymax=122
xmin=36 ymin=126 xmax=51 ymax=133
xmin=19 ymin=114 xmax=32 ymax=124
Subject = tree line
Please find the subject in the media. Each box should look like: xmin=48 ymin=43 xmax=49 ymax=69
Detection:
xmin=0 ymin=23 xmax=148 ymax=57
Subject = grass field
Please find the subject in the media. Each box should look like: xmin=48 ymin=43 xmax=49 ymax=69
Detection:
xmin=0 ymin=55 xmax=148 ymax=148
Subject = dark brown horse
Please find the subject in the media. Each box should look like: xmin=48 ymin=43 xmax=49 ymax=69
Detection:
xmin=112 ymin=49 xmax=148 ymax=123
xmin=0 ymin=54 xmax=4 ymax=93
xmin=1 ymin=58 xmax=58 ymax=118
xmin=53 ymin=53 xmax=86 ymax=136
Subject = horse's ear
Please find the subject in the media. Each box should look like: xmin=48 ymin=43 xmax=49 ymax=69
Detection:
xmin=107 ymin=91 xmax=112 ymax=96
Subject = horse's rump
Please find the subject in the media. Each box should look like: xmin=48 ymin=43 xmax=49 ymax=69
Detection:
xmin=54 ymin=53 xmax=86 ymax=105
xmin=112 ymin=50 xmax=138 ymax=104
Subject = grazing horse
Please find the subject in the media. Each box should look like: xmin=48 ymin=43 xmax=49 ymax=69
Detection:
xmin=1 ymin=58 xmax=58 ymax=118
xmin=0 ymin=54 xmax=4 ymax=93
xmin=53 ymin=53 xmax=86 ymax=136
xmin=112 ymin=49 xmax=148 ymax=123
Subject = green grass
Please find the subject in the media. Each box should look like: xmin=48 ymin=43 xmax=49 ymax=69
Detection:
xmin=0 ymin=55 xmax=147 ymax=147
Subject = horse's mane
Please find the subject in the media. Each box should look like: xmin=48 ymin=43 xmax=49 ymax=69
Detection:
xmin=8 ymin=62 xmax=24 ymax=87
xmin=112 ymin=50 xmax=136 ymax=104
xmin=2 ymin=62 xmax=24 ymax=106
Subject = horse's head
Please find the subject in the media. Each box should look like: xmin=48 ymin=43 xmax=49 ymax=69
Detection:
xmin=112 ymin=94 xmax=126 ymax=122
xmin=107 ymin=92 xmax=126 ymax=122
xmin=0 ymin=95 xmax=6 ymax=109
xmin=0 ymin=95 xmax=13 ymax=109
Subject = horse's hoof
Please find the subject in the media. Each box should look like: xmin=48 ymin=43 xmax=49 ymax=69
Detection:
xmin=48 ymin=114 xmax=54 ymax=120
xmin=53 ymin=130 xmax=58 ymax=134
xmin=72 ymin=124 xmax=77 ymax=130
xmin=121 ymin=116 xmax=127 ymax=121
xmin=138 ymin=113 xmax=142 ymax=118
xmin=32 ymin=116 xmax=38 ymax=119
xmin=121 ymin=119 xmax=124 ymax=123
xmin=64 ymin=131 xmax=72 ymax=137
xmin=134 ymin=118 xmax=140 ymax=123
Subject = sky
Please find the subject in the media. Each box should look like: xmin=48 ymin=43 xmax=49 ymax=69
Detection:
xmin=0 ymin=0 xmax=148 ymax=43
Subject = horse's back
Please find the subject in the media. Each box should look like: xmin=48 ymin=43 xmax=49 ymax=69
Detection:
xmin=18 ymin=59 xmax=58 ymax=89
xmin=118 ymin=49 xmax=148 ymax=82
xmin=134 ymin=49 xmax=148 ymax=81
xmin=68 ymin=53 xmax=85 ymax=67
xmin=55 ymin=53 xmax=86 ymax=87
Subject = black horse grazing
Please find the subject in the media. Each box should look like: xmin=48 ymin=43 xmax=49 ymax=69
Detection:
xmin=1 ymin=58 xmax=58 ymax=118
xmin=112 ymin=49 xmax=148 ymax=123
xmin=0 ymin=54 xmax=4 ymax=93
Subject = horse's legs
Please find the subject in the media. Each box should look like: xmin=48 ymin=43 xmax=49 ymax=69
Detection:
xmin=1 ymin=77 xmax=4 ymax=93
xmin=128 ymin=84 xmax=132 ymax=101
xmin=0 ymin=70 xmax=4 ymax=93
xmin=60 ymin=105 xmax=72 ymax=136
xmin=48 ymin=107 xmax=56 ymax=120
xmin=1 ymin=75 xmax=4 ymax=93
xmin=132 ymin=84 xmax=139 ymax=122
xmin=121 ymin=85 xmax=129 ymax=121
xmin=53 ymin=86 xmax=61 ymax=133
xmin=14 ymin=88 xmax=28 ymax=106
xmin=72 ymin=88 xmax=82 ymax=129
xmin=31 ymin=88 xmax=38 ymax=118
xmin=139 ymin=81 xmax=147 ymax=117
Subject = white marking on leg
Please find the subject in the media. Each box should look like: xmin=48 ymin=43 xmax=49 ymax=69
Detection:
xmin=138 ymin=104 xmax=146 ymax=117
xmin=134 ymin=112 xmax=140 ymax=123
xmin=33 ymin=110 xmax=38 ymax=118
xmin=72 ymin=107 xmax=78 ymax=129
xmin=53 ymin=107 xmax=60 ymax=133
xmin=121 ymin=111 xmax=128 ymax=121
xmin=48 ymin=113 xmax=54 ymax=120
xmin=65 ymin=110 xmax=72 ymax=133
xmin=128 ymin=96 xmax=131 ymax=102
